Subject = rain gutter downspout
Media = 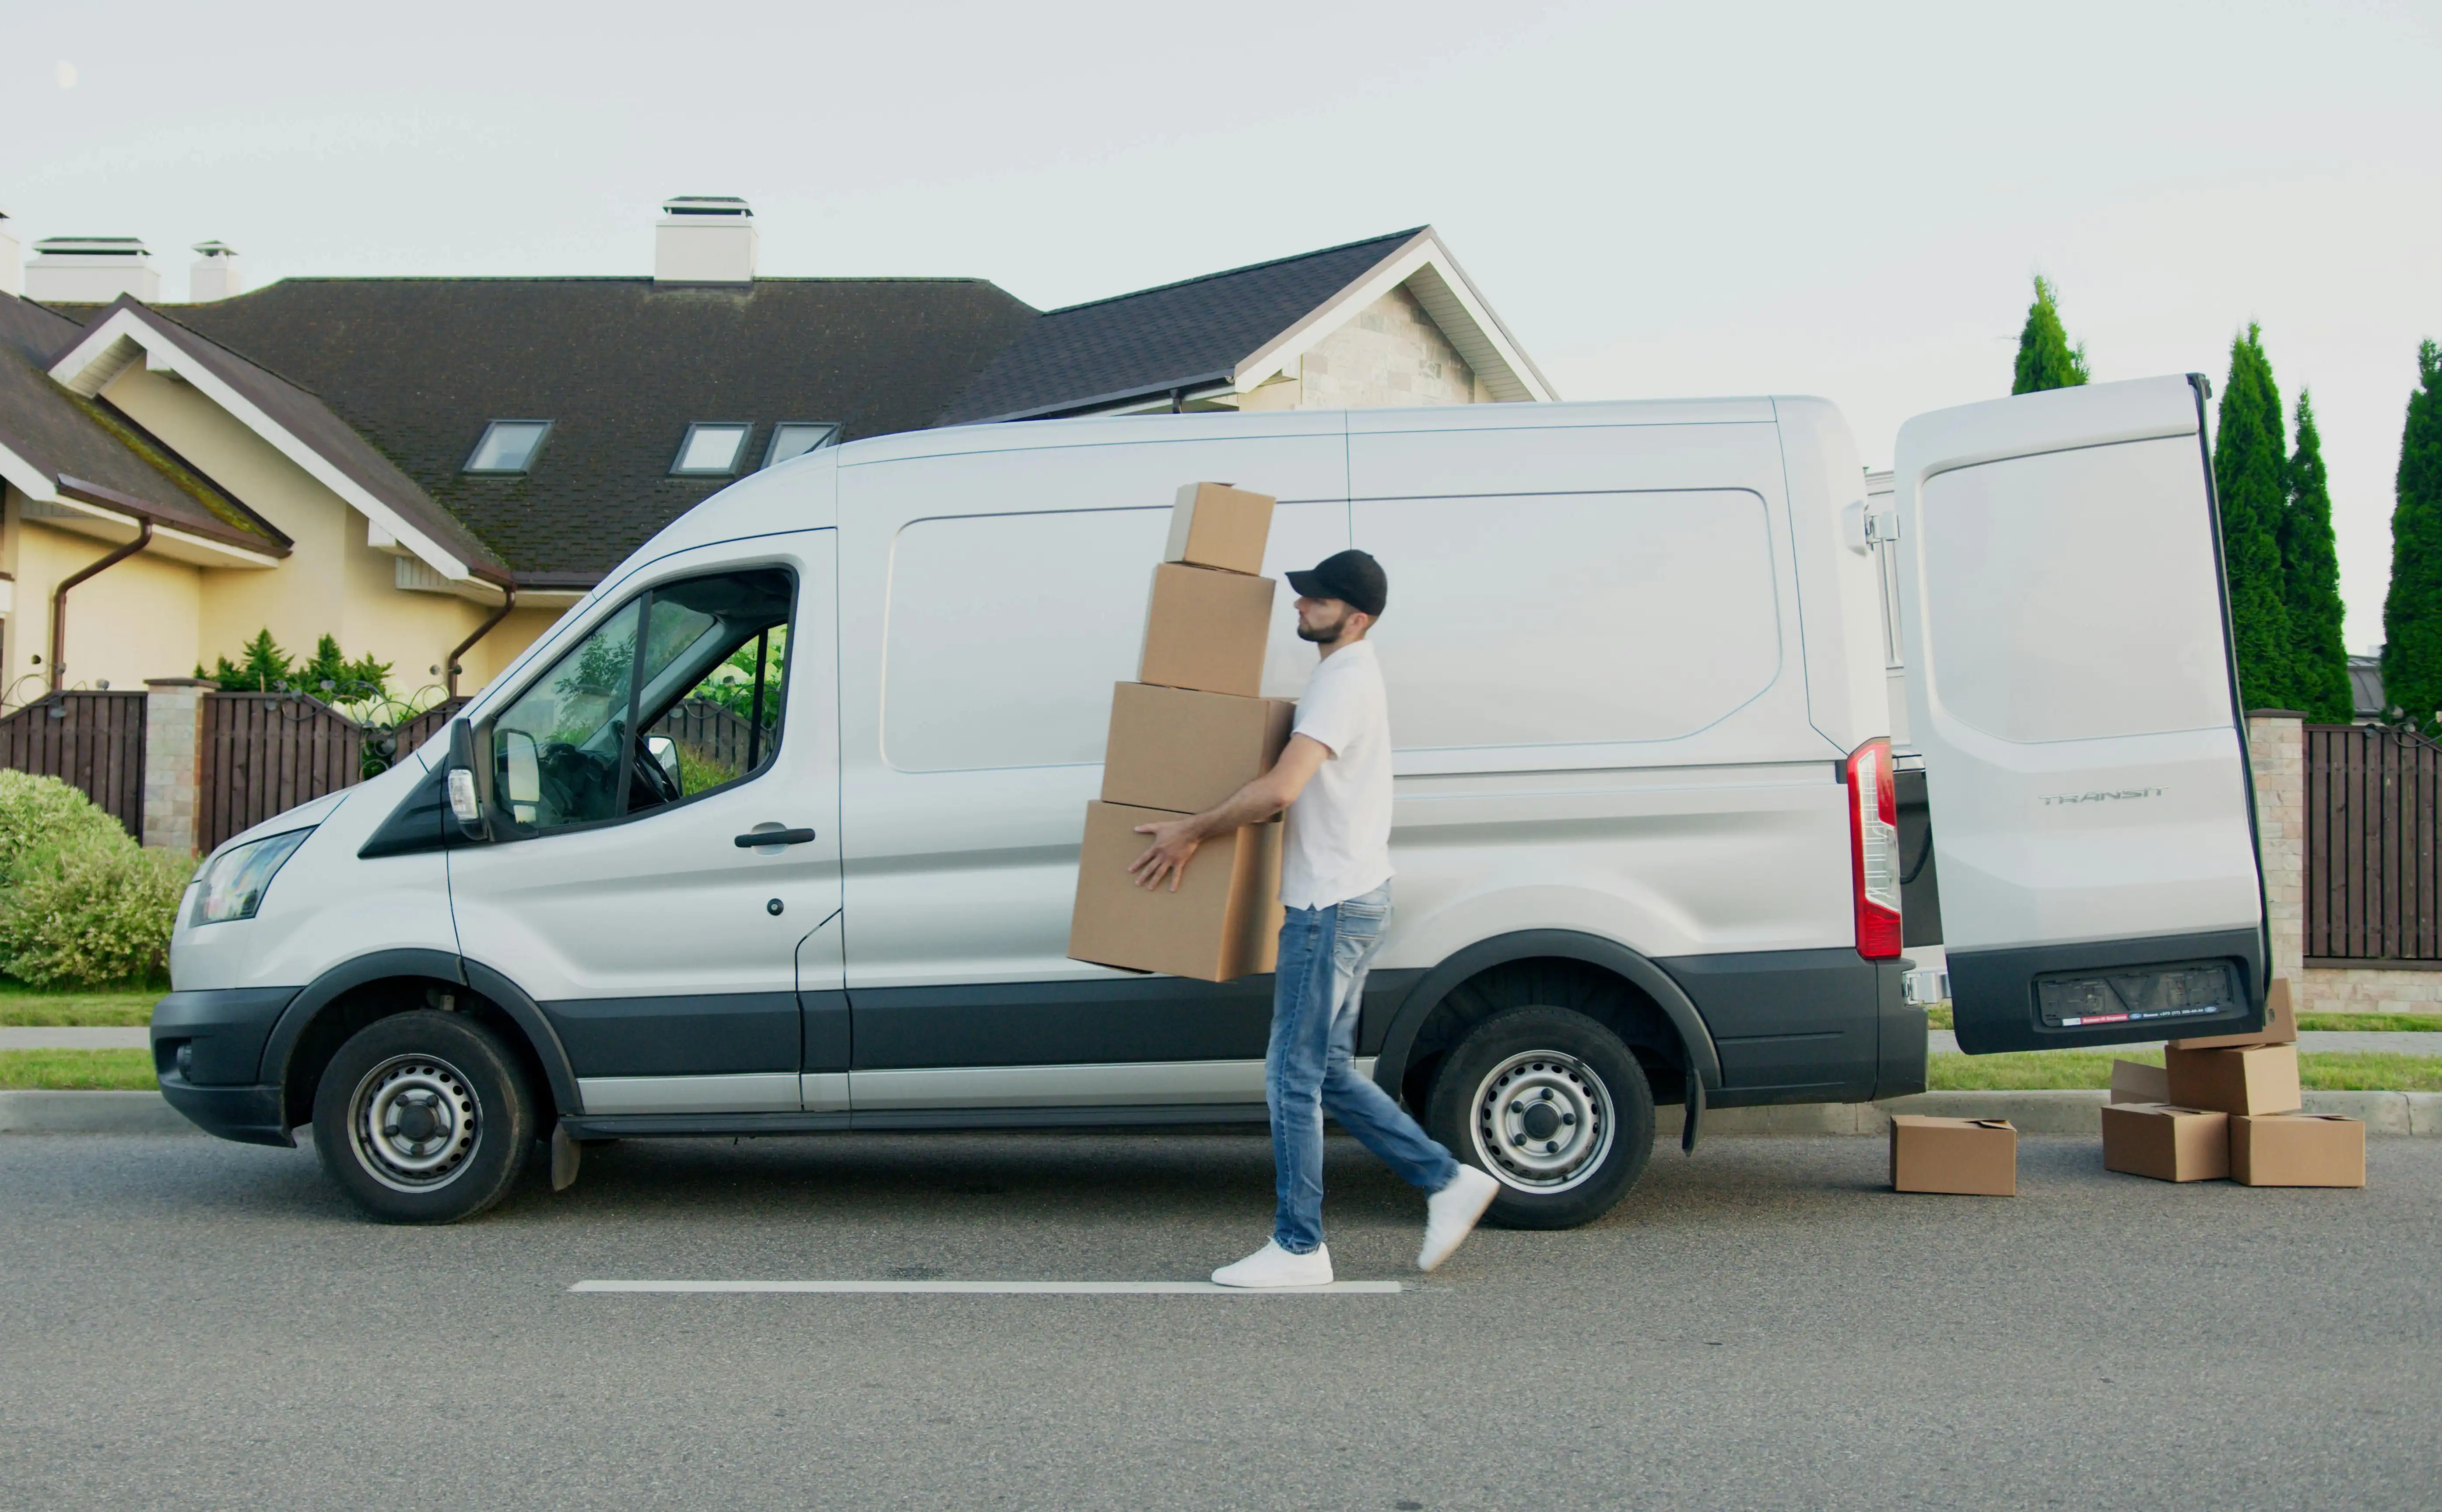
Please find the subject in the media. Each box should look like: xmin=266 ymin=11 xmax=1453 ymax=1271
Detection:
xmin=50 ymin=520 xmax=153 ymax=692
xmin=446 ymin=584 xmax=516 ymax=698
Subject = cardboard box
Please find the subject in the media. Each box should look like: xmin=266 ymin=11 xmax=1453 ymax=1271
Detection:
xmin=1100 ymin=682 xmax=1295 ymax=815
xmin=2164 ymin=1042 xmax=2302 ymax=1116
xmin=2169 ymin=976 xmax=2299 ymax=1050
xmin=2231 ymin=1113 xmax=2365 ymax=1187
xmin=1164 ymin=483 xmax=1276 ymax=576
xmin=1138 ymin=563 xmax=1276 ymax=697
xmin=2109 ymin=1059 xmax=2170 ymax=1105
xmin=1889 ymin=1115 xmax=2017 ymax=1195
xmin=1067 ymin=801 xmax=1284 ymax=982
xmin=2100 ymin=1102 xmax=2230 ymax=1182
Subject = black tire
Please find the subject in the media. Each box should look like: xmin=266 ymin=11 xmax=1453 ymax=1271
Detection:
xmin=312 ymin=1011 xmax=536 ymax=1224
xmin=1424 ymin=1005 xmax=1656 ymax=1230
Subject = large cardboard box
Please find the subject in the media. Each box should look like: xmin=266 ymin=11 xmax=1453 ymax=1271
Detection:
xmin=2170 ymin=977 xmax=2299 ymax=1050
xmin=2164 ymin=1042 xmax=2302 ymax=1116
xmin=1165 ymin=482 xmax=1276 ymax=576
xmin=1139 ymin=563 xmax=1276 ymax=697
xmin=1101 ymin=682 xmax=1295 ymax=815
xmin=1067 ymin=801 xmax=1283 ymax=982
xmin=2101 ymin=1102 xmax=2231 ymax=1182
xmin=1889 ymin=1115 xmax=2017 ymax=1195
xmin=2231 ymin=1113 xmax=2365 ymax=1187
xmin=2109 ymin=1059 xmax=2170 ymax=1105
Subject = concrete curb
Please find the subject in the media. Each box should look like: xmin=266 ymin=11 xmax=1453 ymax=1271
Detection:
xmin=4 ymin=1088 xmax=2439 ymax=1139
xmin=1661 ymin=1089 xmax=2442 ymax=1138
xmin=0 ymin=1090 xmax=199 ymax=1135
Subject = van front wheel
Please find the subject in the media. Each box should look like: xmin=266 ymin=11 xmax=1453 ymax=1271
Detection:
xmin=1424 ymin=1006 xmax=1655 ymax=1230
xmin=312 ymin=1011 xmax=536 ymax=1224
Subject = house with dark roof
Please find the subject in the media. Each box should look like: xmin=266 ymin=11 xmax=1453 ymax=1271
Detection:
xmin=0 ymin=198 xmax=1549 ymax=705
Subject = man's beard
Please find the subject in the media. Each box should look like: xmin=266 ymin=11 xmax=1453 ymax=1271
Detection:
xmin=1296 ymin=612 xmax=1347 ymax=645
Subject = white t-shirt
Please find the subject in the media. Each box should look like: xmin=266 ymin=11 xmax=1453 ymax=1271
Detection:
xmin=1281 ymin=639 xmax=1394 ymax=910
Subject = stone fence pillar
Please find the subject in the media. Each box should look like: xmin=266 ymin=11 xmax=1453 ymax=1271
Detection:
xmin=2246 ymin=710 xmax=2306 ymax=985
xmin=142 ymin=678 xmax=214 ymax=856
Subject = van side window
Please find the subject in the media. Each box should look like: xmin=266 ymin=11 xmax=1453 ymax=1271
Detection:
xmin=490 ymin=568 xmax=794 ymax=832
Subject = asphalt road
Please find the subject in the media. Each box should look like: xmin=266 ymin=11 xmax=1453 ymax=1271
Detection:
xmin=3 ymin=1130 xmax=2436 ymax=1511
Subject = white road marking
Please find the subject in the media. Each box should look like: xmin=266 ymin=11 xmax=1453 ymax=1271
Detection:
xmin=570 ymin=1279 xmax=1407 ymax=1295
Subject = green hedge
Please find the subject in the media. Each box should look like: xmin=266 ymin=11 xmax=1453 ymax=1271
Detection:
xmin=0 ymin=772 xmax=193 ymax=989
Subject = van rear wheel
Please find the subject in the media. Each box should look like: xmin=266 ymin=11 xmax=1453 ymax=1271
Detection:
xmin=312 ymin=1010 xmax=535 ymax=1224
xmin=1424 ymin=1006 xmax=1655 ymax=1230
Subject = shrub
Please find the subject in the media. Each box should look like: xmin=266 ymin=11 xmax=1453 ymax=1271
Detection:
xmin=0 ymin=770 xmax=135 ymax=885
xmin=0 ymin=843 xmax=194 ymax=988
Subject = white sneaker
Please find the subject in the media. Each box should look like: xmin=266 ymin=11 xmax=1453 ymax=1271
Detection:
xmin=1210 ymin=1239 xmax=1333 ymax=1288
xmin=1417 ymin=1165 xmax=1500 ymax=1272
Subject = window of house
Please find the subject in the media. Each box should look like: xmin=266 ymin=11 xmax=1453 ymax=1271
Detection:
xmin=464 ymin=420 xmax=552 ymax=474
xmin=672 ymin=422 xmax=753 ymax=476
xmin=763 ymin=422 xmax=840 ymax=469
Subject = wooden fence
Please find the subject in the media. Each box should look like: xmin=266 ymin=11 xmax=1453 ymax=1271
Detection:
xmin=2305 ymin=722 xmax=2442 ymax=964
xmin=0 ymin=691 xmax=147 ymax=837
xmin=198 ymin=693 xmax=370 ymax=853
xmin=651 ymin=697 xmax=768 ymax=779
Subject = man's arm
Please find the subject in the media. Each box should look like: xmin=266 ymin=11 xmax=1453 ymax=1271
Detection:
xmin=1126 ymin=734 xmax=1331 ymax=891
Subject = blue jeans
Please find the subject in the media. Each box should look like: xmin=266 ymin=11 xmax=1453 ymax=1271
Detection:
xmin=1267 ymin=885 xmax=1460 ymax=1254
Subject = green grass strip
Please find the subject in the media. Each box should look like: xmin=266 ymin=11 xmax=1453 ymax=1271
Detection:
xmin=0 ymin=987 xmax=162 ymax=1027
xmin=0 ymin=1048 xmax=156 ymax=1090
xmin=1927 ymin=1004 xmax=2442 ymax=1035
xmin=1928 ymin=1049 xmax=2442 ymax=1092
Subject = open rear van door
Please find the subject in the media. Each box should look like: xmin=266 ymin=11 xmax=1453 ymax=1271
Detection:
xmin=1893 ymin=374 xmax=2268 ymax=1053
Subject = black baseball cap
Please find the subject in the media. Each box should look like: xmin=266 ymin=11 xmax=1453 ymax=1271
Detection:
xmin=1286 ymin=549 xmax=1389 ymax=618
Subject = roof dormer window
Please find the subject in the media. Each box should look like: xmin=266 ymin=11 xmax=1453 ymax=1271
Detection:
xmin=762 ymin=422 xmax=840 ymax=468
xmin=672 ymin=421 xmax=752 ymax=476
xmin=465 ymin=420 xmax=551 ymax=474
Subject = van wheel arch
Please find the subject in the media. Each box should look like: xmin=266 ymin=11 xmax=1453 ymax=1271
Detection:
xmin=1374 ymin=931 xmax=1720 ymax=1112
xmin=260 ymin=950 xmax=578 ymax=1132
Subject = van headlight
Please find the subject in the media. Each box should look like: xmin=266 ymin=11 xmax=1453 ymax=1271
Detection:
xmin=190 ymin=830 xmax=312 ymax=926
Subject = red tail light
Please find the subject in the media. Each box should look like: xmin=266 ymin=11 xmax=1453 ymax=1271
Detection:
xmin=1848 ymin=738 xmax=1902 ymax=959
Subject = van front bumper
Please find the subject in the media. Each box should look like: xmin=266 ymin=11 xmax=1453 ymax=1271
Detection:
xmin=157 ymin=1076 xmax=294 ymax=1148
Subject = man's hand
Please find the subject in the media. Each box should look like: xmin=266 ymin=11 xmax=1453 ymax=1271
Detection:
xmin=1128 ymin=815 xmax=1205 ymax=892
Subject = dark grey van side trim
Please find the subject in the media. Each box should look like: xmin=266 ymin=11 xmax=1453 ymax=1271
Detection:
xmin=256 ymin=948 xmax=467 ymax=1087
xmin=1656 ymin=948 xmax=1882 ymax=1108
xmin=460 ymin=960 xmax=588 ymax=1116
xmin=1369 ymin=931 xmax=1725 ymax=1099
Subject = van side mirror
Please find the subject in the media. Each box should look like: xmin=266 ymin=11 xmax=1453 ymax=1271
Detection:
xmin=446 ymin=718 xmax=492 ymax=841
xmin=646 ymin=734 xmax=683 ymax=796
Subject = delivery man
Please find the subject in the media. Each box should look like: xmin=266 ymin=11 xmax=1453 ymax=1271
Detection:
xmin=1128 ymin=549 xmax=1500 ymax=1287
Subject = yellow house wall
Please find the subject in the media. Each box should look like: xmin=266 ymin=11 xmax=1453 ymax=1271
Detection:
xmin=0 ymin=489 xmax=203 ymax=698
xmin=99 ymin=365 xmax=521 ymax=702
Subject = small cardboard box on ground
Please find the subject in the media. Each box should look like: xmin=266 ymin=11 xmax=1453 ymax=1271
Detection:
xmin=2231 ymin=1113 xmax=2365 ymax=1187
xmin=1101 ymin=682 xmax=1294 ymax=814
xmin=1139 ymin=563 xmax=1276 ymax=697
xmin=2164 ymin=1042 xmax=2302 ymax=1116
xmin=1164 ymin=483 xmax=1275 ymax=576
xmin=2101 ymin=1102 xmax=2231 ymax=1182
xmin=2109 ymin=1059 xmax=2170 ymax=1105
xmin=1890 ymin=1115 xmax=2017 ymax=1195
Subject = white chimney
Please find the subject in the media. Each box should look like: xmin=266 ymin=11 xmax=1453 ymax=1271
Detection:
xmin=25 ymin=236 xmax=160 ymax=303
xmin=0 ymin=210 xmax=18 ymax=298
xmin=655 ymin=196 xmax=757 ymax=286
xmin=188 ymin=241 xmax=243 ymax=301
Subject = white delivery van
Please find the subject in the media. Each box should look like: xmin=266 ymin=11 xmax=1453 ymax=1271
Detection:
xmin=152 ymin=376 xmax=2270 ymax=1225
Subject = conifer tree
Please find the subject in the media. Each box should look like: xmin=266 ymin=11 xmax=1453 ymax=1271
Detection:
xmin=2280 ymin=391 xmax=2352 ymax=722
xmin=2012 ymin=275 xmax=2091 ymax=394
xmin=2382 ymin=340 xmax=2442 ymax=732
xmin=2215 ymin=325 xmax=2293 ymax=708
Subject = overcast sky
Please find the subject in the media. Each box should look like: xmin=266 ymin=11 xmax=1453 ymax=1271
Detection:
xmin=8 ymin=0 xmax=2438 ymax=650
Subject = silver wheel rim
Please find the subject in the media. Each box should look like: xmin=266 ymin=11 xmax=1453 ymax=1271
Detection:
xmin=1468 ymin=1049 xmax=1615 ymax=1195
xmin=348 ymin=1053 xmax=481 ymax=1194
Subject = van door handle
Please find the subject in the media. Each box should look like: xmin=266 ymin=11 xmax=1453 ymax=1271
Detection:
xmin=735 ymin=827 xmax=818 ymax=848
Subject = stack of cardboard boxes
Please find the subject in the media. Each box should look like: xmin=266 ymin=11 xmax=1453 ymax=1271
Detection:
xmin=1068 ymin=484 xmax=1295 ymax=984
xmin=2102 ymin=980 xmax=2365 ymax=1186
